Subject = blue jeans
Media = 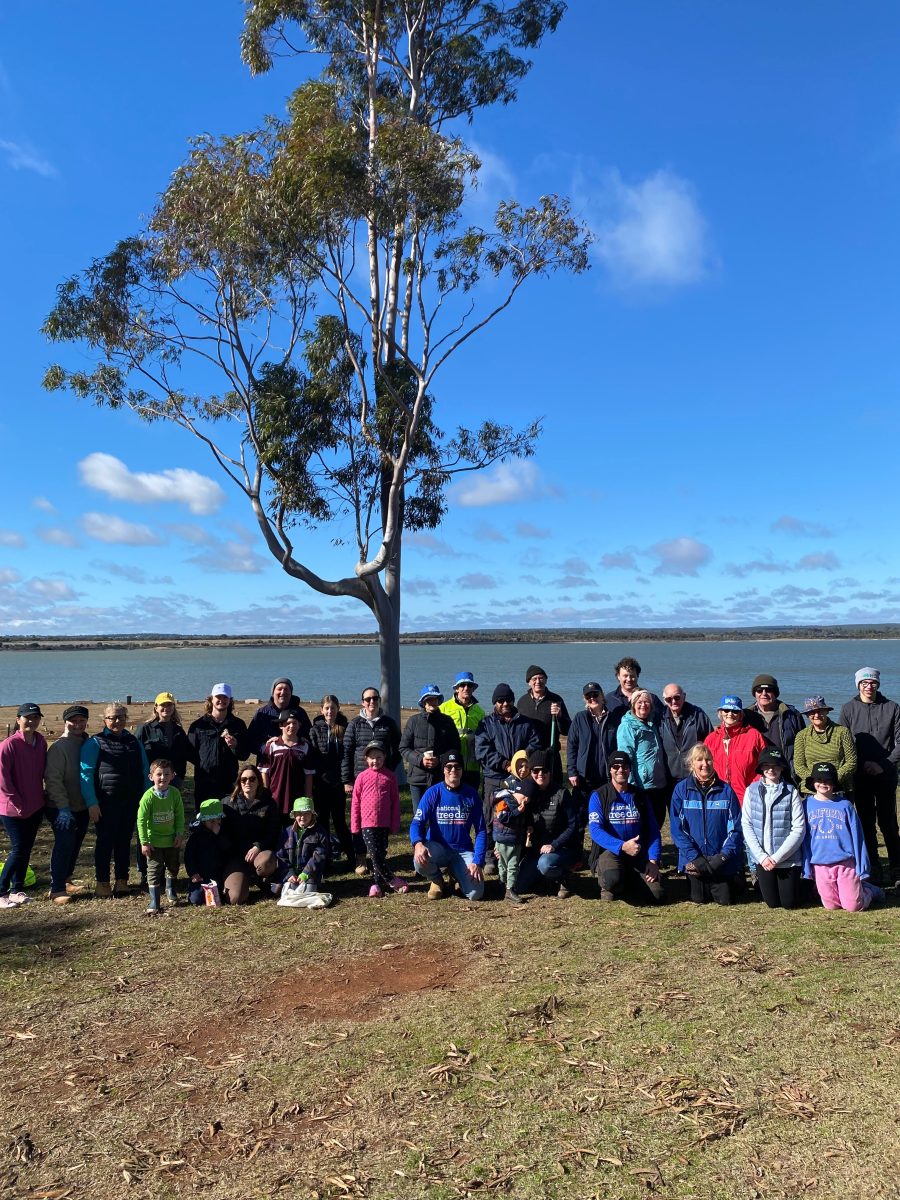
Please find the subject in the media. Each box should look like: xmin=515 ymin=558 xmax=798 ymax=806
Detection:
xmin=516 ymin=846 xmax=577 ymax=894
xmin=0 ymin=809 xmax=44 ymax=895
xmin=414 ymin=840 xmax=484 ymax=900
xmin=45 ymin=807 xmax=91 ymax=893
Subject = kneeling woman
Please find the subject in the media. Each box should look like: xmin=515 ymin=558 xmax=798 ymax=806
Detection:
xmin=670 ymin=743 xmax=744 ymax=905
xmin=741 ymin=748 xmax=805 ymax=909
xmin=222 ymin=765 xmax=281 ymax=903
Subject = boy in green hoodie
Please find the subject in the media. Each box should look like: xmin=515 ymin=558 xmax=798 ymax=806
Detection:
xmin=138 ymin=759 xmax=186 ymax=914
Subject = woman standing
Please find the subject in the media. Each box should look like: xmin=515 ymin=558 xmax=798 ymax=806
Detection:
xmin=741 ymin=748 xmax=806 ymax=909
xmin=308 ymin=695 xmax=355 ymax=865
xmin=80 ymin=703 xmax=149 ymax=897
xmin=136 ymin=692 xmax=195 ymax=791
xmin=704 ymin=696 xmax=766 ymax=801
xmin=616 ymin=689 xmax=669 ymax=828
xmin=0 ymin=704 xmax=48 ymax=908
xmin=792 ymin=696 xmax=856 ymax=797
xmin=187 ymin=684 xmax=249 ymax=804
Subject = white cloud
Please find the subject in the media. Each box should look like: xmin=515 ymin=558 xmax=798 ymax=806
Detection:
xmin=772 ymin=515 xmax=834 ymax=538
xmin=649 ymin=537 xmax=712 ymax=577
xmin=27 ymin=578 xmax=77 ymax=600
xmin=0 ymin=529 xmax=25 ymax=547
xmin=32 ymin=496 xmax=56 ymax=514
xmin=798 ymin=552 xmax=840 ymax=571
xmin=456 ymin=461 xmax=559 ymax=508
xmin=586 ymin=168 xmax=716 ymax=287
xmin=0 ymin=138 xmax=57 ymax=178
xmin=601 ymin=551 xmax=637 ymax=570
xmin=0 ymin=568 xmax=20 ymax=584
xmin=82 ymin=512 xmax=162 ymax=545
xmin=78 ymin=452 xmax=226 ymax=516
xmin=458 ymin=573 xmax=497 ymax=589
xmin=36 ymin=527 xmax=79 ymax=547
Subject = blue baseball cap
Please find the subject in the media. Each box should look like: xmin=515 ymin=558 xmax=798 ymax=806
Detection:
xmin=718 ymin=695 xmax=743 ymax=712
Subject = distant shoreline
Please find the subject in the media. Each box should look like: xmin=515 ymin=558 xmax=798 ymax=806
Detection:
xmin=2 ymin=625 xmax=900 ymax=652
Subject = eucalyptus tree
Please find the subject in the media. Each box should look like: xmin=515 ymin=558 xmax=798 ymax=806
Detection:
xmin=44 ymin=0 xmax=590 ymax=715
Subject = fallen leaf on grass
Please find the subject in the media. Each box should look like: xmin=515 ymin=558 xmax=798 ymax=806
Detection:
xmin=4 ymin=1029 xmax=37 ymax=1040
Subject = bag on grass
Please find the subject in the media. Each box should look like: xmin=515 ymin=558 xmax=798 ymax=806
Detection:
xmin=277 ymin=880 xmax=332 ymax=909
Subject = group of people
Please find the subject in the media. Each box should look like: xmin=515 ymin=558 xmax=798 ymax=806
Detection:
xmin=0 ymin=659 xmax=897 ymax=914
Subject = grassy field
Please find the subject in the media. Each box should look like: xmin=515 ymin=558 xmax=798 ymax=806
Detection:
xmin=1 ymin=790 xmax=898 ymax=1200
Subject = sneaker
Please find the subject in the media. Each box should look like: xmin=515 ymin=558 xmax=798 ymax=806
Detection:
xmin=368 ymin=884 xmax=383 ymax=898
xmin=354 ymin=856 xmax=369 ymax=877
xmin=94 ymin=881 xmax=112 ymax=899
xmin=48 ymin=891 xmax=71 ymax=906
xmin=427 ymin=881 xmax=445 ymax=901
xmin=0 ymin=895 xmax=20 ymax=909
xmin=65 ymin=881 xmax=85 ymax=896
xmin=504 ymin=888 xmax=524 ymax=904
xmin=389 ymin=876 xmax=410 ymax=894
xmin=8 ymin=891 xmax=32 ymax=905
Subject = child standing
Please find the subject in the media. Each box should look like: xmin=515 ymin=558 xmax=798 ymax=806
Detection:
xmin=491 ymin=750 xmax=534 ymax=903
xmin=184 ymin=798 xmax=230 ymax=906
xmin=276 ymin=797 xmax=331 ymax=891
xmin=350 ymin=741 xmax=408 ymax=897
xmin=137 ymin=759 xmax=185 ymax=914
xmin=803 ymin=762 xmax=884 ymax=912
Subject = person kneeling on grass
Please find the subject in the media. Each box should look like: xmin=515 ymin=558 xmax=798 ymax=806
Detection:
xmin=741 ymin=748 xmax=806 ymax=909
xmin=138 ymin=759 xmax=185 ymax=915
xmin=803 ymin=762 xmax=885 ymax=912
xmin=410 ymin=751 xmax=486 ymax=901
xmin=350 ymin=741 xmax=408 ymax=898
xmin=670 ymin=743 xmax=744 ymax=905
xmin=274 ymin=797 xmax=331 ymax=893
xmin=588 ymin=750 xmax=663 ymax=905
xmin=185 ymin=799 xmax=231 ymax=905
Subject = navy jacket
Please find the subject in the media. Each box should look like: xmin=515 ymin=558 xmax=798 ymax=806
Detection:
xmin=400 ymin=709 xmax=461 ymax=787
xmin=474 ymin=709 xmax=541 ymax=781
xmin=670 ymin=775 xmax=743 ymax=875
xmin=566 ymin=707 xmax=618 ymax=786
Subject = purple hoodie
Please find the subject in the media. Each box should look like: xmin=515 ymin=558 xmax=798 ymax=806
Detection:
xmin=0 ymin=730 xmax=48 ymax=818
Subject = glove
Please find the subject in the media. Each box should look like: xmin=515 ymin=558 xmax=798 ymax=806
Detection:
xmin=689 ymin=854 xmax=711 ymax=876
xmin=299 ymin=872 xmax=310 ymax=883
xmin=706 ymin=853 xmax=727 ymax=874
xmin=55 ymin=807 xmax=76 ymax=831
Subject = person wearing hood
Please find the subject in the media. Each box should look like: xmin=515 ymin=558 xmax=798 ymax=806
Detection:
xmin=704 ymin=696 xmax=765 ymax=802
xmin=342 ymin=686 xmax=401 ymax=875
xmin=670 ymin=742 xmax=744 ymax=905
xmin=474 ymin=684 xmax=541 ymax=873
xmin=440 ymin=672 xmax=485 ymax=790
xmin=838 ymin=667 xmax=900 ymax=886
xmin=743 ymin=674 xmax=805 ymax=777
xmin=400 ymin=685 xmax=461 ymax=806
xmin=247 ymin=678 xmax=312 ymax=758
xmin=517 ymin=665 xmax=571 ymax=782
xmin=741 ymin=748 xmax=806 ymax=909
xmin=792 ymin=697 xmax=856 ymax=799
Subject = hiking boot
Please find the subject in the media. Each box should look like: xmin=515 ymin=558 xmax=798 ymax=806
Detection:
xmin=354 ymin=856 xmax=369 ymax=877
xmin=556 ymin=877 xmax=572 ymax=899
xmin=94 ymin=881 xmax=112 ymax=899
xmin=599 ymin=888 xmax=615 ymax=902
xmin=504 ymin=887 xmax=524 ymax=904
xmin=112 ymin=879 xmax=130 ymax=898
xmin=49 ymin=891 xmax=71 ymax=906
xmin=389 ymin=876 xmax=410 ymax=894
xmin=427 ymin=881 xmax=445 ymax=900
xmin=368 ymin=884 xmax=383 ymax=898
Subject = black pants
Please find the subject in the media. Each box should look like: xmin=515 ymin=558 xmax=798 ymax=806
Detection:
xmin=644 ymin=787 xmax=669 ymax=834
xmin=755 ymin=864 xmax=801 ymax=909
xmin=595 ymin=849 xmax=663 ymax=905
xmin=854 ymin=775 xmax=900 ymax=882
xmin=314 ymin=785 xmax=355 ymax=862
xmin=95 ymin=799 xmax=139 ymax=883
xmin=688 ymin=870 xmax=737 ymax=905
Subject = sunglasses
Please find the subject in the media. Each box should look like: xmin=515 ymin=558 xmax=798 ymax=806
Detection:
xmin=664 ymin=695 xmax=683 ymax=703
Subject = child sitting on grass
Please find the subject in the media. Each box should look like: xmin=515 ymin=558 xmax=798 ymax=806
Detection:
xmin=491 ymin=749 xmax=534 ymax=903
xmin=184 ymin=798 xmax=230 ymax=906
xmin=803 ymin=762 xmax=884 ymax=912
xmin=137 ymin=759 xmax=185 ymax=915
xmin=350 ymin=741 xmax=408 ymax=897
xmin=275 ymin=797 xmax=330 ymax=892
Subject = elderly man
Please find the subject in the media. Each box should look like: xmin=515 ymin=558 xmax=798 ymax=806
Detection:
xmin=475 ymin=684 xmax=541 ymax=874
xmin=517 ymin=665 xmax=571 ymax=779
xmin=410 ymin=751 xmax=486 ymax=901
xmin=744 ymin=674 xmax=805 ymax=772
xmin=659 ymin=684 xmax=713 ymax=788
xmin=839 ymin=668 xmax=900 ymax=886
xmin=440 ymin=672 xmax=485 ymax=791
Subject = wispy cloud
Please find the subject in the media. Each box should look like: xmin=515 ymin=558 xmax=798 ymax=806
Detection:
xmin=771 ymin=515 xmax=834 ymax=538
xmin=82 ymin=513 xmax=162 ymax=546
xmin=455 ymin=461 xmax=559 ymax=508
xmin=472 ymin=522 xmax=508 ymax=544
xmin=601 ymin=551 xmax=636 ymax=570
xmin=516 ymin=521 xmax=551 ymax=540
xmin=0 ymin=529 xmax=25 ymax=547
xmin=726 ymin=552 xmax=841 ymax=579
xmin=32 ymin=496 xmax=56 ymax=514
xmin=79 ymin=452 xmax=226 ymax=516
xmin=27 ymin=578 xmax=78 ymax=600
xmin=185 ymin=535 xmax=268 ymax=575
xmin=406 ymin=532 xmax=463 ymax=557
xmin=0 ymin=138 xmax=57 ymax=178
xmin=649 ymin=537 xmax=712 ymax=577
xmin=36 ymin=527 xmax=79 ymax=547
xmin=581 ymin=166 xmax=716 ymax=288
xmin=458 ymin=573 xmax=497 ymax=589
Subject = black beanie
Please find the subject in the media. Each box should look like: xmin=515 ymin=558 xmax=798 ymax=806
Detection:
xmin=525 ymin=664 xmax=547 ymax=682
xmin=492 ymin=683 xmax=515 ymax=704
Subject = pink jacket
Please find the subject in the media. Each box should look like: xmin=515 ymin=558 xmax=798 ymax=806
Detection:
xmin=0 ymin=731 xmax=48 ymax=818
xmin=350 ymin=767 xmax=400 ymax=834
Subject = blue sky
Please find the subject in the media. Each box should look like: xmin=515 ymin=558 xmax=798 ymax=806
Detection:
xmin=2 ymin=1 xmax=900 ymax=635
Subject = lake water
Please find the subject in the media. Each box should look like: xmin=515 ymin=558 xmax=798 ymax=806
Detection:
xmin=2 ymin=639 xmax=899 ymax=716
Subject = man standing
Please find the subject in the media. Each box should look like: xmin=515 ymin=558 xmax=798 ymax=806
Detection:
xmin=839 ymin=668 xmax=900 ymax=886
xmin=566 ymin=683 xmax=618 ymax=849
xmin=517 ymin=665 xmax=571 ymax=781
xmin=410 ymin=751 xmax=486 ymax=901
xmin=659 ymin=684 xmax=713 ymax=788
xmin=606 ymin=657 xmax=663 ymax=722
xmin=744 ymin=674 xmax=805 ymax=772
xmin=440 ymin=672 xmax=485 ymax=791
xmin=474 ymin=684 xmax=541 ymax=875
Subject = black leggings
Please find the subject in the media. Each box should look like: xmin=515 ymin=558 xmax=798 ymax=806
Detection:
xmin=755 ymin=864 xmax=801 ymax=909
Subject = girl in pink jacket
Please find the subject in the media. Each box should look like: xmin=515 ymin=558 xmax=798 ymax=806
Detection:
xmin=350 ymin=741 xmax=408 ymax=898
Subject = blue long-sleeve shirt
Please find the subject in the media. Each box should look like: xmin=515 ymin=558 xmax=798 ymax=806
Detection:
xmin=409 ymin=782 xmax=487 ymax=866
xmin=80 ymin=731 xmax=149 ymax=807
xmin=588 ymin=784 xmax=661 ymax=860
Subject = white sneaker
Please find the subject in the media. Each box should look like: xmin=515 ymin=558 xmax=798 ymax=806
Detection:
xmin=0 ymin=895 xmax=20 ymax=909
xmin=7 ymin=891 xmax=31 ymax=905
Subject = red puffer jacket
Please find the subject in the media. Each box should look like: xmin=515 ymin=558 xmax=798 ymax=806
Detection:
xmin=704 ymin=723 xmax=766 ymax=801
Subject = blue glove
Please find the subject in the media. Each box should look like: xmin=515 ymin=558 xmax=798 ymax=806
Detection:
xmin=55 ymin=807 xmax=76 ymax=831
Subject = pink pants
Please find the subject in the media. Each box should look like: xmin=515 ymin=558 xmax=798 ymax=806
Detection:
xmin=813 ymin=859 xmax=874 ymax=912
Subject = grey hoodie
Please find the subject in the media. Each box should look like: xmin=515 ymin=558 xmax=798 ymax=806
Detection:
xmin=838 ymin=693 xmax=900 ymax=780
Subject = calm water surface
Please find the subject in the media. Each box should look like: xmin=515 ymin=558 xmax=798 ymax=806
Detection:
xmin=3 ymin=639 xmax=900 ymax=716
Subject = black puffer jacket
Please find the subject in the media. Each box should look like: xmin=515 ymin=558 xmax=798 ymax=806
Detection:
xmin=308 ymin=714 xmax=348 ymax=792
xmin=400 ymin=709 xmax=461 ymax=787
xmin=187 ymin=714 xmax=249 ymax=803
xmin=341 ymin=712 xmax=401 ymax=784
xmin=224 ymin=788 xmax=281 ymax=855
